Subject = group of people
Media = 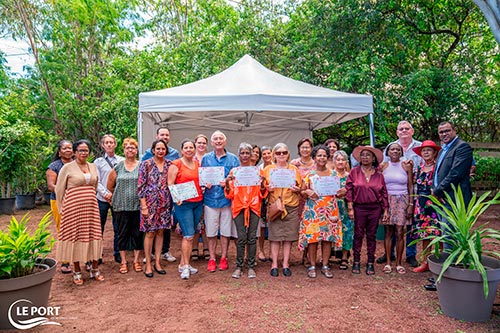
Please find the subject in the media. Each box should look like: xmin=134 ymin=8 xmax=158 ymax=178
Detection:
xmin=47 ymin=119 xmax=473 ymax=287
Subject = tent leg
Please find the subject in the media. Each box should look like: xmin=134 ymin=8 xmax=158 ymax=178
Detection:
xmin=369 ymin=113 xmax=375 ymax=146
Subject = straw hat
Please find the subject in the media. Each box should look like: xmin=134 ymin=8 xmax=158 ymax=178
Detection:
xmin=412 ymin=140 xmax=441 ymax=157
xmin=352 ymin=145 xmax=383 ymax=164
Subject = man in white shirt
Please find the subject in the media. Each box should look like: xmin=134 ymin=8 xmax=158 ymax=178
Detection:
xmin=94 ymin=134 xmax=124 ymax=263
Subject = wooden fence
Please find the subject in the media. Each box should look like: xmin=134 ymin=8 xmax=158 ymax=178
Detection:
xmin=470 ymin=142 xmax=500 ymax=193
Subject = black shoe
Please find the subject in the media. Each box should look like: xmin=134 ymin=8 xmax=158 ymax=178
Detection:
xmin=114 ymin=254 xmax=121 ymax=263
xmin=424 ymin=283 xmax=437 ymax=291
xmin=428 ymin=277 xmax=435 ymax=284
xmin=376 ymin=254 xmax=396 ymax=264
xmin=144 ymin=271 xmax=153 ymax=278
xmin=270 ymin=268 xmax=279 ymax=277
xmin=98 ymin=258 xmax=103 ymax=265
xmin=406 ymin=256 xmax=419 ymax=268
xmin=154 ymin=266 xmax=167 ymax=275
xmin=282 ymin=268 xmax=292 ymax=277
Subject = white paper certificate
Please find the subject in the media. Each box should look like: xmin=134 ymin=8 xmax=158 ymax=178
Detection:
xmin=311 ymin=176 xmax=340 ymax=197
xmin=169 ymin=181 xmax=199 ymax=202
xmin=269 ymin=168 xmax=296 ymax=188
xmin=198 ymin=166 xmax=225 ymax=186
xmin=233 ymin=166 xmax=260 ymax=187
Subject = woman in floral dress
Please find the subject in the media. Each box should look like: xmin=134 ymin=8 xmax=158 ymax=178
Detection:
xmin=138 ymin=139 xmax=173 ymax=278
xmin=299 ymin=145 xmax=342 ymax=278
xmin=411 ymin=140 xmax=442 ymax=273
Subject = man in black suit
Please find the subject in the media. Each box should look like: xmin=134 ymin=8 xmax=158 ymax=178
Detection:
xmin=425 ymin=121 xmax=473 ymax=291
xmin=433 ymin=121 xmax=473 ymax=205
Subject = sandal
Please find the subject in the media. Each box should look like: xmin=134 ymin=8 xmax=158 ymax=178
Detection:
xmin=90 ymin=268 xmax=105 ymax=281
xmin=73 ymin=272 xmax=84 ymax=286
xmin=61 ymin=263 xmax=72 ymax=274
xmin=85 ymin=262 xmax=92 ymax=272
xmin=191 ymin=249 xmax=199 ymax=261
xmin=258 ymin=252 xmax=267 ymax=262
xmin=321 ymin=265 xmax=333 ymax=278
xmin=352 ymin=262 xmax=361 ymax=274
xmin=119 ymin=262 xmax=128 ymax=274
xmin=339 ymin=259 xmax=348 ymax=270
xmin=307 ymin=266 xmax=317 ymax=278
xmin=383 ymin=264 xmax=392 ymax=274
xmin=366 ymin=263 xmax=375 ymax=275
xmin=203 ymin=249 xmax=210 ymax=260
xmin=133 ymin=262 xmax=143 ymax=272
xmin=396 ymin=265 xmax=406 ymax=274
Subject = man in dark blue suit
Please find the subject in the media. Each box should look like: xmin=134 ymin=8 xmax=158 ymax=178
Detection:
xmin=425 ymin=121 xmax=473 ymax=291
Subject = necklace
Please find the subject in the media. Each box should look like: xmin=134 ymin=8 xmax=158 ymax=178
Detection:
xmin=300 ymin=158 xmax=313 ymax=166
xmin=361 ymin=167 xmax=373 ymax=182
xmin=424 ymin=162 xmax=435 ymax=167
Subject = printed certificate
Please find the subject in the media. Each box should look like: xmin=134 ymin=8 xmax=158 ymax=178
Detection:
xmin=169 ymin=181 xmax=199 ymax=202
xmin=311 ymin=176 xmax=340 ymax=196
xmin=233 ymin=166 xmax=261 ymax=187
xmin=269 ymin=168 xmax=296 ymax=188
xmin=198 ymin=166 xmax=225 ymax=186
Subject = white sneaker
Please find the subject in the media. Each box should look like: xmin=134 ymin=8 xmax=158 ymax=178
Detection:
xmin=180 ymin=266 xmax=190 ymax=279
xmin=162 ymin=252 xmax=176 ymax=262
xmin=142 ymin=254 xmax=155 ymax=264
xmin=178 ymin=265 xmax=198 ymax=274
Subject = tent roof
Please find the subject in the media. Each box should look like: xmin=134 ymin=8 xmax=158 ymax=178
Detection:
xmin=138 ymin=54 xmax=372 ymax=133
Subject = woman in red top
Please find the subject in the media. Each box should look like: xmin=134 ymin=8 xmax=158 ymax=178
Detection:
xmin=168 ymin=139 xmax=204 ymax=280
xmin=225 ymin=143 xmax=267 ymax=279
xmin=346 ymin=146 xmax=389 ymax=275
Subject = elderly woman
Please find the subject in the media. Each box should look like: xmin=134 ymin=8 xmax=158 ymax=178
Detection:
xmin=324 ymin=139 xmax=340 ymax=170
xmin=55 ymin=139 xmax=103 ymax=285
xmin=138 ymin=139 xmax=173 ymax=278
xmin=346 ymin=146 xmax=389 ymax=275
xmin=224 ymin=143 xmax=267 ymax=279
xmin=263 ymin=143 xmax=302 ymax=277
xmin=257 ymin=145 xmax=273 ymax=262
xmin=168 ymin=139 xmax=204 ymax=279
xmin=107 ymin=138 xmax=143 ymax=274
xmin=333 ymin=150 xmax=353 ymax=270
xmin=380 ymin=143 xmax=413 ymax=274
xmin=411 ymin=140 xmax=442 ymax=273
xmin=299 ymin=145 xmax=342 ymax=278
xmin=192 ymin=134 xmax=209 ymax=261
xmin=46 ymin=139 xmax=73 ymax=274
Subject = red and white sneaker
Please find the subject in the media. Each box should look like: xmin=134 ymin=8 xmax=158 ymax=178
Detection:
xmin=218 ymin=257 xmax=228 ymax=271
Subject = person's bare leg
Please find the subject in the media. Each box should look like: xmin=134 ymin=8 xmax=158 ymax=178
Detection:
xmin=208 ymin=236 xmax=217 ymax=260
xmin=322 ymin=241 xmax=332 ymax=267
xmin=154 ymin=230 xmax=164 ymax=270
xmin=220 ymin=236 xmax=229 ymax=259
xmin=308 ymin=243 xmax=318 ymax=267
xmin=384 ymin=226 xmax=393 ymax=267
xmin=144 ymin=232 xmax=154 ymax=274
xmin=120 ymin=250 xmax=127 ymax=264
xmin=181 ymin=237 xmax=193 ymax=267
xmin=282 ymin=241 xmax=292 ymax=268
xmin=270 ymin=241 xmax=280 ymax=268
xmin=395 ymin=226 xmax=405 ymax=267
xmin=258 ymin=227 xmax=266 ymax=260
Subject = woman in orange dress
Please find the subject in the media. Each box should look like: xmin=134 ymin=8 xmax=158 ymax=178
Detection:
xmin=299 ymin=145 xmax=342 ymax=278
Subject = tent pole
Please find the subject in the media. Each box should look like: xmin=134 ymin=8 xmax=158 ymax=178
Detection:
xmin=369 ymin=113 xmax=375 ymax=146
xmin=137 ymin=111 xmax=143 ymax=157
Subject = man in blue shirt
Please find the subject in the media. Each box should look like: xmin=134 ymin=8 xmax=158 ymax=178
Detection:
xmin=141 ymin=127 xmax=180 ymax=263
xmin=201 ymin=130 xmax=240 ymax=272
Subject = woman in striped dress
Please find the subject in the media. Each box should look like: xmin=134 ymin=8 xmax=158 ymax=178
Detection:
xmin=55 ymin=139 xmax=104 ymax=286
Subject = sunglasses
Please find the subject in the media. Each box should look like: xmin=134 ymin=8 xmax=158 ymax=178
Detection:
xmin=275 ymin=151 xmax=289 ymax=156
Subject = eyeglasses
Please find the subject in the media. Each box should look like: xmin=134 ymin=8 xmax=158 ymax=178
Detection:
xmin=438 ymin=129 xmax=452 ymax=134
xmin=240 ymin=151 xmax=251 ymax=155
xmin=300 ymin=146 xmax=311 ymax=150
xmin=275 ymin=151 xmax=289 ymax=156
xmin=398 ymin=127 xmax=411 ymax=131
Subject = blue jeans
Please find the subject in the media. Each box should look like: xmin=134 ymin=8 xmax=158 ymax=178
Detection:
xmin=98 ymin=199 xmax=118 ymax=256
xmin=173 ymin=201 xmax=203 ymax=238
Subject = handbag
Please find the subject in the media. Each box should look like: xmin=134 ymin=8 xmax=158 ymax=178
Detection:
xmin=267 ymin=196 xmax=284 ymax=222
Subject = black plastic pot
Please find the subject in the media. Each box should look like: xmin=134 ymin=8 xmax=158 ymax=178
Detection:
xmin=428 ymin=253 xmax=500 ymax=322
xmin=0 ymin=197 xmax=16 ymax=215
xmin=15 ymin=193 xmax=36 ymax=210
xmin=0 ymin=258 xmax=57 ymax=330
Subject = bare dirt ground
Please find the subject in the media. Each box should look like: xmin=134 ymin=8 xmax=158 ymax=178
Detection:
xmin=1 ymin=204 xmax=500 ymax=333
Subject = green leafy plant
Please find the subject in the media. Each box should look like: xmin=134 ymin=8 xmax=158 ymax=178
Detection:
xmin=423 ymin=185 xmax=500 ymax=298
xmin=0 ymin=212 xmax=54 ymax=279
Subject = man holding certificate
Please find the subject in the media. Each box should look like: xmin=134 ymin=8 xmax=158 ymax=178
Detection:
xmin=224 ymin=143 xmax=267 ymax=279
xmin=263 ymin=143 xmax=303 ymax=278
xmin=201 ymin=131 xmax=240 ymax=272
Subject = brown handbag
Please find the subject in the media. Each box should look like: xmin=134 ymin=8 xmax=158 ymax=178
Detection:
xmin=267 ymin=196 xmax=284 ymax=222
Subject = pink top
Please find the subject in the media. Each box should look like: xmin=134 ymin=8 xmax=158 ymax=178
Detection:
xmin=383 ymin=161 xmax=408 ymax=195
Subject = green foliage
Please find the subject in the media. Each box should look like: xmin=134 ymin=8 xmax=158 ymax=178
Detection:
xmin=0 ymin=212 xmax=55 ymax=279
xmin=418 ymin=185 xmax=500 ymax=298
xmin=473 ymin=154 xmax=500 ymax=185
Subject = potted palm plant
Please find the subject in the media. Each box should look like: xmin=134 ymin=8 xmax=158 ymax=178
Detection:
xmin=0 ymin=212 xmax=57 ymax=329
xmin=420 ymin=185 xmax=500 ymax=322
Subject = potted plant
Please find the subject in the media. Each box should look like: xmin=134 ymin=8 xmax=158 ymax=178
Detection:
xmin=419 ymin=185 xmax=500 ymax=322
xmin=0 ymin=212 xmax=57 ymax=330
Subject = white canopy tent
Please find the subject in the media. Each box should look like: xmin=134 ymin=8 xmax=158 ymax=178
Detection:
xmin=138 ymin=54 xmax=373 ymax=155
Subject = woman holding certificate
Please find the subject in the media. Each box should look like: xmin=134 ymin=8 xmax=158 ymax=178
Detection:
xmin=299 ymin=145 xmax=342 ymax=278
xmin=224 ymin=143 xmax=267 ymax=279
xmin=168 ymin=139 xmax=204 ymax=280
xmin=138 ymin=139 xmax=173 ymax=278
xmin=345 ymin=146 xmax=389 ymax=275
xmin=263 ymin=143 xmax=303 ymax=277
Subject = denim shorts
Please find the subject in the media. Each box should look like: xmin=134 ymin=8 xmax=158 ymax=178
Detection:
xmin=173 ymin=201 xmax=203 ymax=238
